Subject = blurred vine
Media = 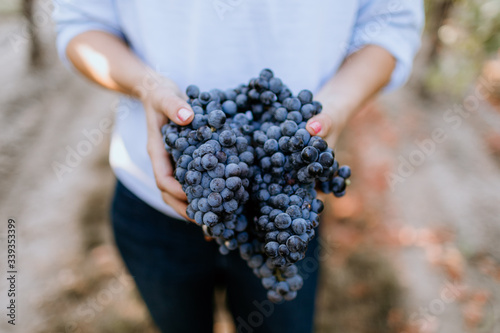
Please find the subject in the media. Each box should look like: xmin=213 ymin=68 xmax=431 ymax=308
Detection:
xmin=420 ymin=0 xmax=500 ymax=98
xmin=23 ymin=0 xmax=43 ymax=68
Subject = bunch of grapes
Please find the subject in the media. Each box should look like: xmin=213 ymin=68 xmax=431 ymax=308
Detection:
xmin=162 ymin=69 xmax=351 ymax=302
xmin=162 ymin=93 xmax=255 ymax=253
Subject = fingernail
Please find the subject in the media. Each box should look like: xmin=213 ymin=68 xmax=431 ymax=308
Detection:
xmin=309 ymin=121 xmax=321 ymax=134
xmin=177 ymin=108 xmax=192 ymax=122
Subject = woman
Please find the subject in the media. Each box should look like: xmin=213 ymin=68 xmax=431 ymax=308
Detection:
xmin=53 ymin=1 xmax=424 ymax=332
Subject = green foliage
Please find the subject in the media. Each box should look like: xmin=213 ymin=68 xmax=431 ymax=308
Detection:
xmin=422 ymin=0 xmax=500 ymax=97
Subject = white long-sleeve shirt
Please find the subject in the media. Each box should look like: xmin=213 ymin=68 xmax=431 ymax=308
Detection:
xmin=53 ymin=0 xmax=424 ymax=219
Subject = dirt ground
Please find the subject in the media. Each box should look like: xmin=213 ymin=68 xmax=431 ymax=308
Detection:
xmin=1 ymin=11 xmax=500 ymax=333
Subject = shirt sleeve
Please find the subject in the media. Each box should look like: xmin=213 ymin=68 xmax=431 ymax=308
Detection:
xmin=347 ymin=0 xmax=425 ymax=91
xmin=52 ymin=0 xmax=125 ymax=68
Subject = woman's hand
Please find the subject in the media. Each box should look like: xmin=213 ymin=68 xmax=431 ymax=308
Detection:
xmin=66 ymin=31 xmax=196 ymax=219
xmin=305 ymin=45 xmax=396 ymax=146
xmin=305 ymin=94 xmax=351 ymax=147
xmin=140 ymin=80 xmax=194 ymax=220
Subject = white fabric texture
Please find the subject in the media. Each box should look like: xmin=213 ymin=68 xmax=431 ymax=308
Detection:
xmin=53 ymin=0 xmax=424 ymax=219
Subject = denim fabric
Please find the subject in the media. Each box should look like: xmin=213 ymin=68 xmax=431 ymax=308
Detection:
xmin=111 ymin=180 xmax=319 ymax=333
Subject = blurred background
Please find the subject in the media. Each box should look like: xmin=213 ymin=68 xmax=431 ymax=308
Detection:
xmin=0 ymin=0 xmax=499 ymax=332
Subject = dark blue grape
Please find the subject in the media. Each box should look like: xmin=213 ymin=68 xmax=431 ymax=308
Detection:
xmin=194 ymin=211 xmax=203 ymax=225
xmin=287 ymin=275 xmax=303 ymax=291
xmin=223 ymin=199 xmax=238 ymax=213
xmin=268 ymin=184 xmax=282 ymax=196
xmin=274 ymin=107 xmax=288 ymax=122
xmin=334 ymin=190 xmax=346 ymax=198
xmin=186 ymin=85 xmax=200 ymax=99
xmin=259 ymin=68 xmax=274 ymax=80
xmin=257 ymin=215 xmax=269 ymax=229
xmin=307 ymin=162 xmax=323 ymax=176
xmin=210 ymin=89 xmax=225 ymax=103
xmin=291 ymin=218 xmax=307 ymax=234
xmin=197 ymin=198 xmax=210 ymax=213
xmin=222 ymin=229 xmax=235 ymax=240
xmin=248 ymin=88 xmax=260 ymax=101
xmin=338 ymin=165 xmax=351 ymax=179
xmin=319 ymin=152 xmax=334 ymax=167
xmin=226 ymin=177 xmax=242 ymax=191
xmin=199 ymin=91 xmax=211 ymax=104
xmin=271 ymin=256 xmax=286 ymax=267
xmin=239 ymin=151 xmax=254 ymax=165
xmin=227 ymin=155 xmax=240 ymax=164
xmin=235 ymin=94 xmax=247 ymax=108
xmin=271 ymin=152 xmax=285 ymax=167
xmin=260 ymin=91 xmax=277 ymax=105
xmin=266 ymin=126 xmax=282 ymax=140
xmin=287 ymin=111 xmax=303 ymax=123
xmin=274 ymin=213 xmax=292 ymax=229
xmin=175 ymin=167 xmax=187 ymax=182
xmin=185 ymin=170 xmax=201 ymax=185
xmin=207 ymin=192 xmax=222 ymax=207
xmin=235 ymin=216 xmax=248 ymax=232
xmin=218 ymin=130 xmax=236 ymax=147
xmin=274 ymin=194 xmax=290 ymax=209
xmin=201 ymin=154 xmax=218 ymax=170
xmin=212 ymin=223 xmax=225 ymax=237
xmin=277 ymin=231 xmax=291 ymax=244
xmin=225 ymin=163 xmax=241 ymax=178
xmin=191 ymin=185 xmax=204 ymax=198
xmin=311 ymin=199 xmax=324 ymax=213
xmin=278 ymin=244 xmax=289 ymax=256
xmin=283 ymin=97 xmax=301 ymax=111
xmin=300 ymin=104 xmax=315 ymax=120
xmin=297 ymin=90 xmax=313 ymax=104
xmin=255 ymin=77 xmax=269 ymax=91
xmin=210 ymin=178 xmax=225 ymax=192
xmin=278 ymin=88 xmax=292 ymax=102
xmin=264 ymin=241 xmax=279 ymax=258
xmin=203 ymin=212 xmax=219 ymax=227
xmin=269 ymin=77 xmax=282 ymax=93
xmin=288 ymin=136 xmax=304 ymax=152
xmin=235 ymin=137 xmax=248 ymax=153
xmin=206 ymin=101 xmax=221 ymax=113
xmin=263 ymin=139 xmax=279 ymax=155
xmin=286 ymin=205 xmax=301 ymax=219
xmin=331 ymin=176 xmax=346 ymax=193
xmin=280 ymin=120 xmax=298 ymax=136
xmin=197 ymin=126 xmax=212 ymax=141
xmin=295 ymin=129 xmax=311 ymax=144
xmin=301 ymin=146 xmax=319 ymax=163
xmin=237 ymin=232 xmax=249 ymax=243
xmin=312 ymin=138 xmax=327 ymax=151
xmin=208 ymin=110 xmax=226 ymax=129
xmin=262 ymin=276 xmax=276 ymax=289
xmin=286 ymin=235 xmax=306 ymax=252
xmin=313 ymin=101 xmax=322 ymax=113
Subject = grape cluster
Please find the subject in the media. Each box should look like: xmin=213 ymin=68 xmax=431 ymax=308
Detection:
xmin=162 ymin=94 xmax=254 ymax=253
xmin=162 ymin=69 xmax=351 ymax=302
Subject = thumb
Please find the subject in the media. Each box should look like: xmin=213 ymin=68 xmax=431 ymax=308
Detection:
xmin=153 ymin=92 xmax=194 ymax=126
xmin=306 ymin=113 xmax=333 ymax=138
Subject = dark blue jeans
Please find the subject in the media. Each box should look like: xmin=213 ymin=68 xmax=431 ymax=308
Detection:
xmin=111 ymin=180 xmax=319 ymax=333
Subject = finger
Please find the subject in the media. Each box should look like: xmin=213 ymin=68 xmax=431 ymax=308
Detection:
xmin=161 ymin=192 xmax=193 ymax=221
xmin=306 ymin=113 xmax=334 ymax=138
xmin=149 ymin=140 xmax=187 ymax=201
xmin=146 ymin=113 xmax=187 ymax=201
xmin=154 ymin=92 xmax=194 ymax=126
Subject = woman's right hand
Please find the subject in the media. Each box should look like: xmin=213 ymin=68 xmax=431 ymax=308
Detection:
xmin=140 ymin=79 xmax=194 ymax=220
xmin=65 ymin=31 xmax=194 ymax=219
